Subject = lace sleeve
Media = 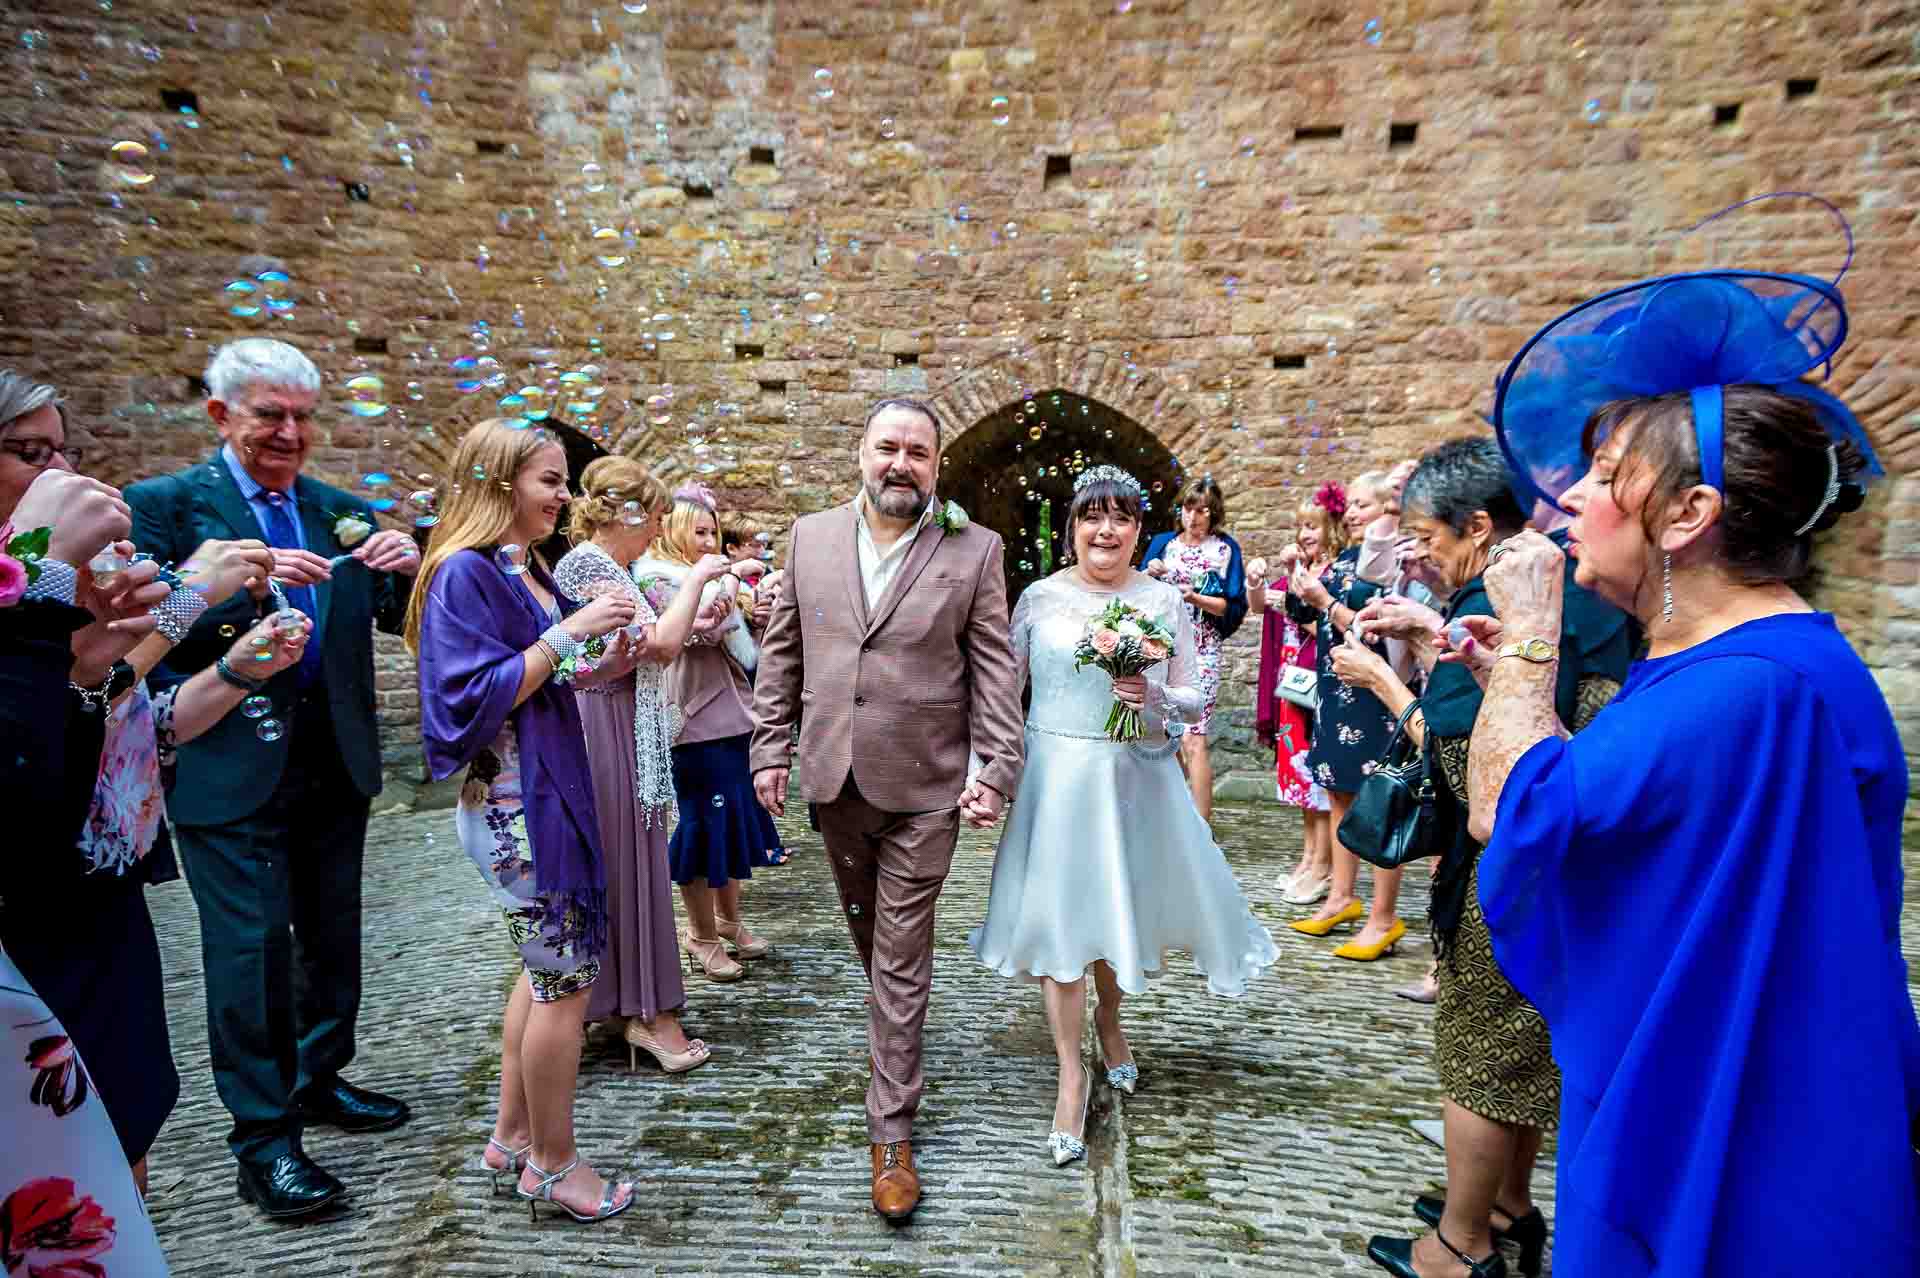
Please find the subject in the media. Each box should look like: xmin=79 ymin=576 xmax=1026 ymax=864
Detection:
xmin=554 ymin=544 xmax=638 ymax=605
xmin=1146 ymin=582 xmax=1205 ymax=723
xmin=1010 ymin=583 xmax=1034 ymax=693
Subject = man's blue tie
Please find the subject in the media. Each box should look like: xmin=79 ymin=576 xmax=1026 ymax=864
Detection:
xmin=260 ymin=491 xmax=324 ymax=687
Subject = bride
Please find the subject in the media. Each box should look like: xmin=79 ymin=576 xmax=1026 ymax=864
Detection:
xmin=969 ymin=465 xmax=1278 ymax=1166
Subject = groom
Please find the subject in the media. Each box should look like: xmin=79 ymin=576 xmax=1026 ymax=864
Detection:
xmin=752 ymin=398 xmax=1025 ymax=1220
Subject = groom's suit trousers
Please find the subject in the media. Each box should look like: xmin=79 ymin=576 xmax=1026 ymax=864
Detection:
xmin=815 ymin=779 xmax=962 ymax=1143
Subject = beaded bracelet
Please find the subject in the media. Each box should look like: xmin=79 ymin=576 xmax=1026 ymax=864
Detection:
xmin=150 ymin=587 xmax=210 ymax=645
xmin=214 ymin=655 xmax=265 ymax=691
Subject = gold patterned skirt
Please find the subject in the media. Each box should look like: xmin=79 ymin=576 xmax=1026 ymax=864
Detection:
xmin=1434 ymin=858 xmax=1560 ymax=1129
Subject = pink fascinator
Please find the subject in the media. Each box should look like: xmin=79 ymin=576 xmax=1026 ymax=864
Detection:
xmin=1313 ymin=482 xmax=1347 ymax=518
xmin=672 ymin=482 xmax=717 ymax=511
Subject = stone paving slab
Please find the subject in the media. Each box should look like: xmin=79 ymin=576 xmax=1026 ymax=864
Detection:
xmin=143 ymin=802 xmax=1920 ymax=1276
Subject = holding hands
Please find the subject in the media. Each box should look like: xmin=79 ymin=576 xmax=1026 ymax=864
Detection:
xmin=957 ymin=778 xmax=1006 ymax=830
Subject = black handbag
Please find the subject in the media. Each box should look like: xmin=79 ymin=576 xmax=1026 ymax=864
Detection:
xmin=1336 ymin=701 xmax=1436 ymax=869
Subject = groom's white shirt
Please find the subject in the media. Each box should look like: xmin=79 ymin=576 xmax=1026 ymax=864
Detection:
xmin=853 ymin=490 xmax=938 ymax=610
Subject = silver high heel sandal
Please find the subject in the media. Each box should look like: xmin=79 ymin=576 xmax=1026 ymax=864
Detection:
xmin=517 ymin=1157 xmax=636 ymax=1223
xmin=1105 ymin=1061 xmax=1139 ymax=1095
xmin=1046 ymin=1060 xmax=1092 ymax=1167
xmin=479 ymin=1138 xmax=531 ymax=1196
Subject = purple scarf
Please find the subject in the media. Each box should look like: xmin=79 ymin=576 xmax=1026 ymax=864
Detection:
xmin=1254 ymin=608 xmax=1289 ymax=747
xmin=417 ymin=548 xmax=607 ymax=955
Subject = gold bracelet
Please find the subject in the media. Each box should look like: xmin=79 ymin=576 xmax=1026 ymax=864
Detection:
xmin=533 ymin=639 xmax=559 ymax=666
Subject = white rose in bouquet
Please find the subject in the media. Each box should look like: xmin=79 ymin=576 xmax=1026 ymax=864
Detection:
xmin=333 ymin=515 xmax=373 ymax=548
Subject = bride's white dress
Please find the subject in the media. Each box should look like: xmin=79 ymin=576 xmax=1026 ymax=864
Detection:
xmin=968 ymin=570 xmax=1279 ymax=996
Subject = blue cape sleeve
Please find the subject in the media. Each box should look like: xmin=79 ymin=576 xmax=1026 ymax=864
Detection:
xmin=1479 ymin=652 xmax=1920 ymax=1276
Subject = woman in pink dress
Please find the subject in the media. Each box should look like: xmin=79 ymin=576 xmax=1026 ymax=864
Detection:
xmin=1249 ymin=493 xmax=1343 ymax=903
xmin=554 ymin=458 xmax=732 ymax=1071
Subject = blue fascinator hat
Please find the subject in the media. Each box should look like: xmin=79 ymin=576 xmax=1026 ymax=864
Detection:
xmin=1493 ymin=193 xmax=1885 ymax=515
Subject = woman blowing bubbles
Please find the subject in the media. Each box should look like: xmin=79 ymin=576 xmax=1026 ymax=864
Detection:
xmin=409 ymin=420 xmax=643 ymax=1224
xmin=1461 ymin=224 xmax=1918 ymax=1278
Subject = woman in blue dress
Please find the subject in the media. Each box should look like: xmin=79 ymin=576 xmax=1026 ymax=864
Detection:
xmin=1449 ymin=238 xmax=1919 ymax=1277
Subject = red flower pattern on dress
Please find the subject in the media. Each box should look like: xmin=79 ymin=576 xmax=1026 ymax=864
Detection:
xmin=24 ymin=1037 xmax=88 ymax=1118
xmin=0 ymin=1177 xmax=117 ymax=1278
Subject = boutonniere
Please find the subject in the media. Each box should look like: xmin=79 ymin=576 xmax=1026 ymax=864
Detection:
xmin=931 ymin=500 xmax=970 ymax=538
xmin=0 ymin=523 xmax=50 ymax=608
xmin=328 ymin=509 xmax=375 ymax=549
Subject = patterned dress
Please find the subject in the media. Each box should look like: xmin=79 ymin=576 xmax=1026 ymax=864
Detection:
xmin=1157 ymin=535 xmax=1231 ymax=735
xmin=454 ymin=604 xmax=601 ymax=1004
xmin=1273 ymin=618 xmax=1329 ymax=811
xmin=1288 ymin=545 xmax=1394 ymax=794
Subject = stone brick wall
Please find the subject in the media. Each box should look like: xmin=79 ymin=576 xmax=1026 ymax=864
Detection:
xmin=3 ymin=0 xmax=1916 ymax=823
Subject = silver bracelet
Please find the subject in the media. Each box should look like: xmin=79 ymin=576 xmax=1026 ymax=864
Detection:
xmin=150 ymin=587 xmax=210 ymax=645
xmin=22 ymin=559 xmax=78 ymax=606
xmin=539 ymin=623 xmax=581 ymax=667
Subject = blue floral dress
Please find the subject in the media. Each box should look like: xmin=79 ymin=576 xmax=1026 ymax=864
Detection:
xmin=1289 ymin=545 xmax=1395 ymax=795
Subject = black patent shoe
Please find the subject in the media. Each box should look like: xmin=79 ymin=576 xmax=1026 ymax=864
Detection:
xmin=296 ymin=1078 xmax=411 ymax=1133
xmin=235 ymin=1151 xmax=346 ymax=1219
xmin=1413 ymin=1195 xmax=1547 ymax=1276
xmin=1368 ymin=1230 xmax=1507 ymax=1278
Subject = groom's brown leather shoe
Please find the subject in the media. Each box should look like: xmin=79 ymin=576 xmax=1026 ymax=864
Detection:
xmin=871 ymin=1140 xmax=920 ymax=1220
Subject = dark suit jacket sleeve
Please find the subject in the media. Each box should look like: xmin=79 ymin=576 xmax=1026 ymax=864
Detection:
xmin=962 ymin=529 xmax=1025 ymax=800
xmin=0 ymin=601 xmax=103 ymax=867
xmin=748 ymin=518 xmax=805 ymax=775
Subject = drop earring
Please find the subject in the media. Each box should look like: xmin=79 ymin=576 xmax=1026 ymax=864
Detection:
xmin=1661 ymin=552 xmax=1675 ymax=625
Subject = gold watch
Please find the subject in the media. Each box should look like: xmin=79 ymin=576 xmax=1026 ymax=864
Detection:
xmin=1497 ymin=638 xmax=1558 ymax=664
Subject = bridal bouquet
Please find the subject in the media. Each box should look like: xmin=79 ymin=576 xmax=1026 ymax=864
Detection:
xmin=1073 ymin=599 xmax=1176 ymax=741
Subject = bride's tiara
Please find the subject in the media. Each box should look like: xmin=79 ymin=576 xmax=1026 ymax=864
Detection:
xmin=1073 ymin=465 xmax=1144 ymax=497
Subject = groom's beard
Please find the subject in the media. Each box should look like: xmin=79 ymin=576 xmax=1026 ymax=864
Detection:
xmin=865 ymin=473 xmax=930 ymax=521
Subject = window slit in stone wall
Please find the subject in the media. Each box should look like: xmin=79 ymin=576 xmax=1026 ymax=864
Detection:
xmin=1713 ymin=103 xmax=1741 ymax=127
xmin=354 ymin=337 xmax=388 ymax=355
xmin=1785 ymin=78 xmax=1818 ymax=99
xmin=1389 ymin=122 xmax=1418 ymax=148
xmin=343 ymin=181 xmax=370 ymax=202
xmin=894 ymin=353 xmax=919 ymax=367
xmin=160 ymin=88 xmax=198 ymax=114
xmin=683 ymin=182 xmax=715 ymax=199
xmin=748 ymin=146 xmax=776 ymax=165
xmin=758 ymin=379 xmax=788 ymax=393
xmin=185 ymin=375 xmax=208 ymax=398
xmin=1044 ymin=154 xmax=1071 ymax=187
xmin=476 ymin=140 xmax=507 ymax=154
xmin=1273 ymin=354 xmax=1308 ymax=370
xmin=1294 ymin=125 xmax=1343 ymax=142
xmin=735 ymin=343 xmax=765 ymax=361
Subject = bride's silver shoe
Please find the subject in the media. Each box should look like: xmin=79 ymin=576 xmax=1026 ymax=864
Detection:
xmin=1105 ymin=1061 xmax=1139 ymax=1095
xmin=1047 ymin=1061 xmax=1092 ymax=1168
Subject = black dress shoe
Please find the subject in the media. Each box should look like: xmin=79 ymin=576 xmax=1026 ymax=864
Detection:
xmin=235 ymin=1151 xmax=346 ymax=1219
xmin=296 ymin=1078 xmax=411 ymax=1133
xmin=1413 ymin=1195 xmax=1547 ymax=1276
xmin=1369 ymin=1232 xmax=1507 ymax=1278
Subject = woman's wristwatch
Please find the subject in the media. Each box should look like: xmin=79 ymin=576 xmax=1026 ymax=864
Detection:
xmin=1496 ymin=638 xmax=1558 ymax=664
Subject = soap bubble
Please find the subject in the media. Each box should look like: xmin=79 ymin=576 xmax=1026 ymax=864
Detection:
xmin=813 ymin=68 xmax=834 ymax=100
xmin=255 ymin=718 xmax=285 ymax=742
xmin=592 ymin=227 xmax=627 ymax=268
xmin=408 ymin=489 xmax=440 ymax=528
xmin=1584 ymin=98 xmax=1606 ymax=124
xmin=344 ymin=375 xmax=387 ymax=418
xmin=363 ymin=472 xmax=392 ymax=491
xmin=878 ymin=117 xmax=896 ymax=139
xmin=778 ymin=463 xmax=795 ymax=486
xmin=711 ymin=794 xmax=726 ymax=808
xmin=496 ymin=544 xmax=529 ymax=576
xmin=620 ymin=500 xmax=648 ymax=526
xmin=218 ymin=624 xmax=236 ymax=639
xmin=1364 ymin=17 xmax=1383 ymax=44
xmin=241 ymin=694 xmax=273 ymax=720
xmin=990 ymin=95 xmax=1010 ymax=126
xmin=109 ymin=140 xmax=154 ymax=186
xmin=225 ymin=279 xmax=261 ymax=317
xmin=581 ymin=162 xmax=605 ymax=192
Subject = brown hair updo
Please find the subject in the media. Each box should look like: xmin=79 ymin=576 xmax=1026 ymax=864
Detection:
xmin=1581 ymin=384 xmax=1869 ymax=584
xmin=566 ymin=455 xmax=668 ymax=544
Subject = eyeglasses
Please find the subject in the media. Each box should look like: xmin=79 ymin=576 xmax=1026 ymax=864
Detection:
xmin=238 ymin=403 xmax=317 ymax=430
xmin=0 ymin=439 xmax=84 ymax=468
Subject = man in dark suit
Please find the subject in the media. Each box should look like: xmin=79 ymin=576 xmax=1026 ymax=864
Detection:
xmin=128 ymin=338 xmax=419 ymax=1217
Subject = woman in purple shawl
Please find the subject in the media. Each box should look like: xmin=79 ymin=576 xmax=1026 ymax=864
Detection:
xmin=406 ymin=419 xmax=643 ymax=1225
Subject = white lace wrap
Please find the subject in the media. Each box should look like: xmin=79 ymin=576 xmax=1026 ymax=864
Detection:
xmin=630 ymin=554 xmax=760 ymax=676
xmin=552 ymin=542 xmax=678 ymax=823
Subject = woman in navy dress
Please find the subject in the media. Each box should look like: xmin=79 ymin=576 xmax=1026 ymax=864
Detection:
xmin=1283 ymin=473 xmax=1404 ymax=959
xmin=1450 ymin=248 xmax=1919 ymax=1277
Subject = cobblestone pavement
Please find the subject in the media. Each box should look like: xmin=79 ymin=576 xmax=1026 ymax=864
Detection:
xmin=144 ymin=800 xmax=1920 ymax=1277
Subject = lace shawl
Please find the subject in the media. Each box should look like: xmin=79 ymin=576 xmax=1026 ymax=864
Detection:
xmin=552 ymin=542 xmax=677 ymax=823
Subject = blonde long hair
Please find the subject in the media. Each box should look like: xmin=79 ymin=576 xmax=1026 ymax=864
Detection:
xmin=403 ymin=419 xmax=564 ymax=654
xmin=651 ymin=493 xmax=717 ymax=567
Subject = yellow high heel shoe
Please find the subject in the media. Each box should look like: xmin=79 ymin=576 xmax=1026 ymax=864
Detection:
xmin=1333 ymin=918 xmax=1407 ymax=961
xmin=1287 ymin=899 xmax=1365 ymax=937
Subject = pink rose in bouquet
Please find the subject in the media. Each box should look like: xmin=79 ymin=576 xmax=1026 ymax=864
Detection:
xmin=1072 ymin=598 xmax=1179 ymax=741
xmin=0 ymin=553 xmax=26 ymax=608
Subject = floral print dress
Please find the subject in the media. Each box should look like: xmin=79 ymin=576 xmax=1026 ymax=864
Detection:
xmin=454 ymin=605 xmax=601 ymax=1004
xmin=1273 ymin=616 xmax=1330 ymax=812
xmin=1159 ymin=535 xmax=1231 ymax=735
xmin=1288 ymin=545 xmax=1395 ymax=794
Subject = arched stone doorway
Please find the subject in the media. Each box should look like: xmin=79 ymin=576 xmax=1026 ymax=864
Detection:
xmin=941 ymin=390 xmax=1182 ymax=605
xmin=536 ymin=420 xmax=609 ymax=563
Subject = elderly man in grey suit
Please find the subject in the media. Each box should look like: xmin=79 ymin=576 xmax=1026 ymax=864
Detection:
xmin=751 ymin=398 xmax=1025 ymax=1221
